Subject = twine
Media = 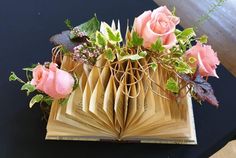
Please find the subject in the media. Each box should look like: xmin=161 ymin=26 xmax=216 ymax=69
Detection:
xmin=51 ymin=46 xmax=189 ymax=101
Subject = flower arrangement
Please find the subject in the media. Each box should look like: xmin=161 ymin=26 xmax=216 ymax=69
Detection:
xmin=10 ymin=6 xmax=220 ymax=116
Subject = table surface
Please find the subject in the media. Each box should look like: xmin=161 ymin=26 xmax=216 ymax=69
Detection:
xmin=1 ymin=0 xmax=236 ymax=157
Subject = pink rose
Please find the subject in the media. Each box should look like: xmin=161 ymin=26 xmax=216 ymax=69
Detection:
xmin=185 ymin=42 xmax=220 ymax=78
xmin=133 ymin=6 xmax=180 ymax=49
xmin=31 ymin=63 xmax=74 ymax=99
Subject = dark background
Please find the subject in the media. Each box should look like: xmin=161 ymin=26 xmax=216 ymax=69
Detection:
xmin=1 ymin=0 xmax=236 ymax=157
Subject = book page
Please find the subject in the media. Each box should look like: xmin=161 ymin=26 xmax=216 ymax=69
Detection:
xmin=125 ymin=65 xmax=137 ymax=128
xmin=89 ymin=77 xmax=114 ymax=129
xmin=103 ymin=76 xmax=115 ymax=125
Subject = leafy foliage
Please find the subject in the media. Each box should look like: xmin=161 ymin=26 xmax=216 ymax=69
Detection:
xmin=64 ymin=19 xmax=73 ymax=30
xmin=138 ymin=51 xmax=147 ymax=57
xmin=180 ymin=71 xmax=219 ymax=106
xmin=77 ymin=16 xmax=100 ymax=39
xmin=50 ymin=16 xmax=100 ymax=51
xmin=166 ymin=77 xmax=179 ymax=93
xmin=120 ymin=53 xmax=145 ymax=61
xmin=199 ymin=35 xmax=208 ymax=43
xmin=100 ymin=22 xmax=122 ymax=44
xmin=151 ymin=38 xmax=165 ymax=52
xmin=174 ymin=59 xmax=192 ymax=74
xmin=21 ymin=82 xmax=36 ymax=96
xmin=104 ymin=48 xmax=116 ymax=62
xmin=150 ymin=62 xmax=157 ymax=71
xmin=29 ymin=94 xmax=44 ymax=108
xmin=130 ymin=32 xmax=143 ymax=47
xmin=58 ymin=98 xmax=69 ymax=106
xmin=176 ymin=28 xmax=196 ymax=44
xmin=106 ymin=27 xmax=122 ymax=43
xmin=9 ymin=72 xmax=25 ymax=83
xmin=95 ymin=31 xmax=107 ymax=47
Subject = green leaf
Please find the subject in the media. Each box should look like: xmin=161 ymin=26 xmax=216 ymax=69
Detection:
xmin=43 ymin=96 xmax=53 ymax=106
xmin=175 ymin=60 xmax=192 ymax=74
xmin=100 ymin=22 xmax=122 ymax=44
xmin=150 ymin=62 xmax=158 ymax=71
xmin=175 ymin=29 xmax=182 ymax=36
xmin=151 ymin=38 xmax=165 ymax=52
xmin=29 ymin=94 xmax=44 ymax=108
xmin=138 ymin=51 xmax=147 ymax=57
xmin=104 ymin=48 xmax=116 ymax=62
xmin=106 ymin=27 xmax=122 ymax=43
xmin=9 ymin=72 xmax=18 ymax=81
xmin=9 ymin=72 xmax=25 ymax=83
xmin=180 ymin=28 xmax=196 ymax=38
xmin=166 ymin=77 xmax=179 ymax=93
xmin=64 ymin=19 xmax=73 ymax=30
xmin=95 ymin=31 xmax=107 ymax=47
xmin=78 ymin=16 xmax=100 ymax=39
xmin=21 ymin=82 xmax=36 ymax=96
xmin=177 ymin=28 xmax=196 ymax=43
xmin=59 ymin=98 xmax=69 ymax=106
xmin=199 ymin=35 xmax=208 ymax=43
xmin=120 ymin=54 xmax=144 ymax=61
xmin=131 ymin=32 xmax=143 ymax=47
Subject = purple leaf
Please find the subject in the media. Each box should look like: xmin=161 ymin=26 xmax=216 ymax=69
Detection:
xmin=180 ymin=71 xmax=219 ymax=107
xmin=50 ymin=30 xmax=87 ymax=52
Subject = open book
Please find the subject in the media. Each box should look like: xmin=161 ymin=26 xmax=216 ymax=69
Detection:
xmin=46 ymin=55 xmax=197 ymax=144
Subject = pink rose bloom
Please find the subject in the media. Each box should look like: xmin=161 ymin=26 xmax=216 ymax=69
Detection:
xmin=133 ymin=6 xmax=180 ymax=49
xmin=31 ymin=63 xmax=74 ymax=99
xmin=185 ymin=42 xmax=220 ymax=78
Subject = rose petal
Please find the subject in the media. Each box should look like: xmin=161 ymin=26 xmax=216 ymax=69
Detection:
xmin=55 ymin=69 xmax=74 ymax=97
xmin=197 ymin=52 xmax=209 ymax=75
xmin=35 ymin=68 xmax=49 ymax=91
xmin=134 ymin=10 xmax=152 ymax=35
xmin=162 ymin=33 xmax=177 ymax=49
xmin=42 ymin=70 xmax=61 ymax=99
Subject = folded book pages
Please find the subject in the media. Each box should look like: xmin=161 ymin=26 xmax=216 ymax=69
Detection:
xmin=46 ymin=54 xmax=197 ymax=144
